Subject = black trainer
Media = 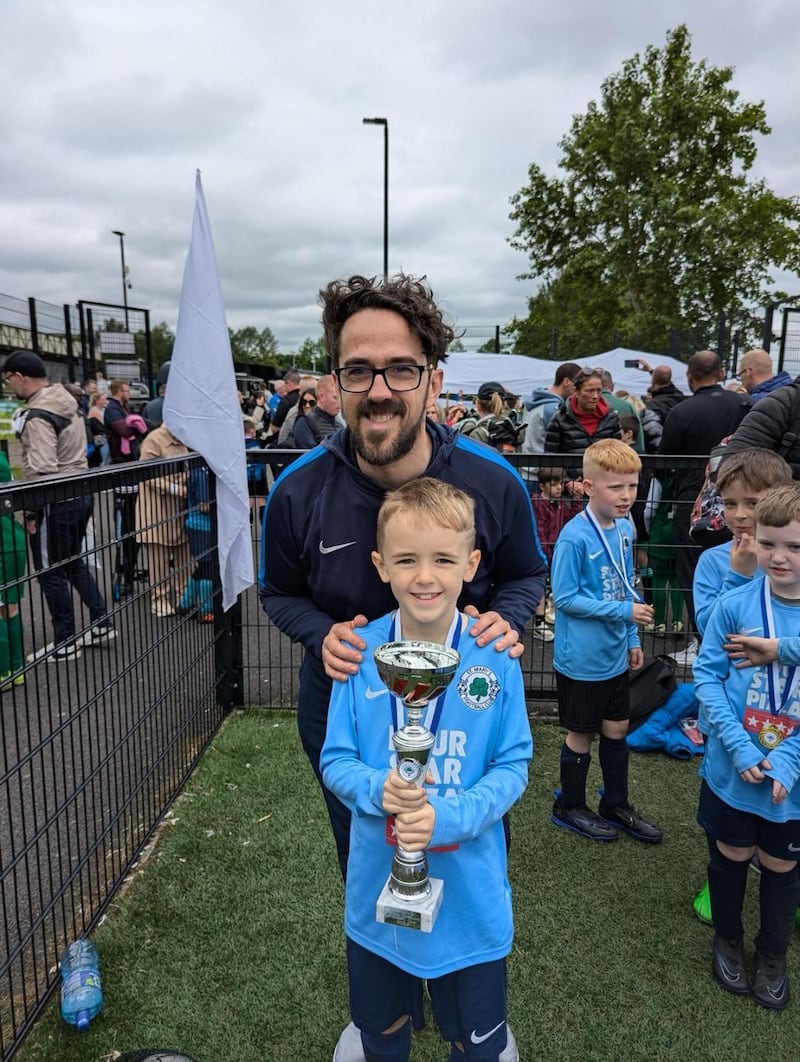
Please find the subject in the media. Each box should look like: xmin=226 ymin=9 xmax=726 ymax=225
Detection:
xmin=551 ymin=801 xmax=619 ymax=842
xmin=598 ymin=801 xmax=663 ymax=844
xmin=712 ymin=934 xmax=749 ymax=995
xmin=752 ymin=950 xmax=790 ymax=1010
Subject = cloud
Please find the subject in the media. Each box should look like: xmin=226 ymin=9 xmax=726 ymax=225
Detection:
xmin=1 ymin=0 xmax=798 ymax=352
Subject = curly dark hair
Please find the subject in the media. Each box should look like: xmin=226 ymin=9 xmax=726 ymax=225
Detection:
xmin=319 ymin=274 xmax=454 ymax=367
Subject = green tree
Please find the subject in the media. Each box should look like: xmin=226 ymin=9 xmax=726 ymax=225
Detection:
xmin=150 ymin=321 xmax=175 ymax=368
xmin=448 ymin=338 xmax=466 ymax=352
xmin=508 ymin=25 xmax=800 ymax=355
xmin=228 ymin=325 xmax=279 ymax=364
xmin=295 ymin=336 xmax=328 ymax=372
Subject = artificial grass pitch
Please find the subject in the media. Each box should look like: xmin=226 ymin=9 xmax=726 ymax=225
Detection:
xmin=17 ymin=711 xmax=799 ymax=1062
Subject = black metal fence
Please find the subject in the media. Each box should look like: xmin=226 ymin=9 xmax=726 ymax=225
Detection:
xmin=0 ymin=448 xmax=707 ymax=1059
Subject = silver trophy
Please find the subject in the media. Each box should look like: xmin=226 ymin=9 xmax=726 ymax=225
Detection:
xmin=373 ymin=640 xmax=460 ymax=932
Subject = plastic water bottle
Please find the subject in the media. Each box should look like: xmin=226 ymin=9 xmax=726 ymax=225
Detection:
xmin=60 ymin=938 xmax=103 ymax=1031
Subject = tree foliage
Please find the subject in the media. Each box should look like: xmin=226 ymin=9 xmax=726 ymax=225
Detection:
xmin=294 ymin=336 xmax=328 ymax=371
xmin=228 ymin=325 xmax=279 ymax=364
xmin=508 ymin=24 xmax=800 ymax=357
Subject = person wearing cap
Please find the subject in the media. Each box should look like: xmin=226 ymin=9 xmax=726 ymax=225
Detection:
xmin=457 ymin=381 xmax=523 ymax=451
xmin=2 ymin=350 xmax=115 ymax=661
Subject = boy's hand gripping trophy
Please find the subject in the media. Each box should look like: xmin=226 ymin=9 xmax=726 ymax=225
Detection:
xmin=373 ymin=640 xmax=460 ymax=932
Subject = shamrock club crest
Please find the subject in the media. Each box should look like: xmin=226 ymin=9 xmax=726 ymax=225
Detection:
xmin=457 ymin=665 xmax=500 ymax=712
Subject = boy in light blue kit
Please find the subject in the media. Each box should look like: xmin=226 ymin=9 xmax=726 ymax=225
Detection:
xmin=550 ymin=438 xmax=662 ymax=843
xmin=321 ymin=478 xmax=532 ymax=1062
xmin=690 ymin=448 xmax=792 ymax=923
xmin=694 ymin=483 xmax=800 ymax=1010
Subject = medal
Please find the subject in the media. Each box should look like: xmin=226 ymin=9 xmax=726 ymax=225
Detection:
xmin=758 ymin=722 xmax=783 ymax=750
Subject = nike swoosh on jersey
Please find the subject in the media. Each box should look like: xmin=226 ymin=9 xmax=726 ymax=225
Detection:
xmin=365 ymin=687 xmax=388 ymax=699
xmin=319 ymin=539 xmax=357 ymax=554
xmin=588 ymin=549 xmax=604 ymax=561
xmin=470 ymin=1021 xmax=506 ymax=1045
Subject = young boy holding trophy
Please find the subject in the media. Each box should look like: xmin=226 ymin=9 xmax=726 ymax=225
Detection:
xmin=321 ymin=478 xmax=532 ymax=1062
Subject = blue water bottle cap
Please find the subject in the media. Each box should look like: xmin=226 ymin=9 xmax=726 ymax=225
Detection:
xmin=76 ymin=1010 xmax=90 ymax=1032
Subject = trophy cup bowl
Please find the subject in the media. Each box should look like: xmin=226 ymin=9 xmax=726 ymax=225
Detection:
xmin=373 ymin=640 xmax=460 ymax=932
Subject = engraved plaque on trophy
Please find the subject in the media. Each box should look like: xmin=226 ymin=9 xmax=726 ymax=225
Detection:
xmin=373 ymin=640 xmax=460 ymax=932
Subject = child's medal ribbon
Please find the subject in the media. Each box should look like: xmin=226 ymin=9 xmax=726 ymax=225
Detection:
xmin=757 ymin=579 xmax=799 ymax=748
xmin=583 ymin=507 xmax=644 ymax=604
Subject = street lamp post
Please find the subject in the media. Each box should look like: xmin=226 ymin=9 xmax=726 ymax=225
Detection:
xmin=111 ymin=229 xmax=130 ymax=331
xmin=362 ymin=117 xmax=388 ymax=281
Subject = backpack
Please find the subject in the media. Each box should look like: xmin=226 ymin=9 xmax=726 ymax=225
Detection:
xmin=14 ymin=406 xmax=94 ymax=457
xmin=627 ymin=655 xmax=678 ymax=731
xmin=688 ymin=438 xmax=733 ymax=548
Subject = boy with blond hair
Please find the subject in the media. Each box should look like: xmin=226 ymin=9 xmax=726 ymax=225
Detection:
xmin=550 ymin=439 xmax=662 ymax=842
xmin=694 ymin=484 xmax=800 ymax=1010
xmin=322 ymin=477 xmax=531 ymax=1062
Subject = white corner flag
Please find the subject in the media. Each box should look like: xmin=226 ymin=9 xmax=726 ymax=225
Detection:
xmin=164 ymin=170 xmax=254 ymax=610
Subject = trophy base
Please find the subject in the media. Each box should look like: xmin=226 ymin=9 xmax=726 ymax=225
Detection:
xmin=376 ymin=876 xmax=444 ymax=933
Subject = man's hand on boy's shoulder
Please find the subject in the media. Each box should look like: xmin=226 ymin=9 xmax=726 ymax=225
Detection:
xmin=730 ymin=533 xmax=758 ymax=577
xmin=464 ymin=605 xmax=523 ymax=658
xmin=322 ymin=615 xmax=368 ymax=681
xmin=724 ymin=633 xmax=779 ymax=668
xmin=628 ymin=647 xmax=644 ymax=671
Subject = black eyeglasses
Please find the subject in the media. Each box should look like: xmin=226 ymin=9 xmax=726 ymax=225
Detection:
xmin=334 ymin=363 xmax=433 ymax=393
xmin=300 ymin=398 xmax=317 ymax=407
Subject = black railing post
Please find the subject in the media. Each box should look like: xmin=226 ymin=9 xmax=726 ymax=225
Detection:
xmin=28 ymin=297 xmax=39 ymax=354
xmin=762 ymin=304 xmax=776 ymax=353
xmin=63 ymin=304 xmax=77 ymax=382
xmin=550 ymin=327 xmax=558 ymax=359
xmin=207 ymin=468 xmax=242 ymax=710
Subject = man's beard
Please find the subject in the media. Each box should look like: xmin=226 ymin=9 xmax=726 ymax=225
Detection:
xmin=349 ymin=398 xmax=425 ymax=468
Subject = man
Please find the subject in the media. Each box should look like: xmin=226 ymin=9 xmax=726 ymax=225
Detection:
xmin=641 ymin=364 xmax=685 ymax=453
xmin=522 ymin=362 xmax=581 ymax=458
xmin=267 ymin=378 xmax=285 ymax=419
xmin=105 ymin=378 xmax=148 ymax=594
xmin=735 ymin=347 xmax=792 ymax=401
xmin=260 ymin=274 xmax=547 ymax=880
xmin=292 ymin=373 xmax=342 ymax=448
xmin=80 ymin=377 xmax=97 ymax=415
xmin=267 ymin=369 xmax=301 ymax=437
xmin=3 ymin=350 xmax=115 ymax=660
xmin=657 ymin=351 xmax=751 ymax=661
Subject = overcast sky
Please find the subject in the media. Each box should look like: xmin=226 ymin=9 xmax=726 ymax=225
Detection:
xmin=2 ymin=0 xmax=799 ymax=353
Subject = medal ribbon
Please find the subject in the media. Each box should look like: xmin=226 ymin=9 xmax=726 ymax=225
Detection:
xmin=388 ymin=609 xmax=461 ymax=737
xmin=760 ymin=579 xmax=798 ymax=716
xmin=583 ymin=507 xmax=644 ymax=604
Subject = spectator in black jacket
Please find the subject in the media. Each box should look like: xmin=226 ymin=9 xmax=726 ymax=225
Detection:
xmin=267 ymin=369 xmax=301 ymax=439
xmin=544 ymin=368 xmax=621 ymax=493
xmin=641 ymin=365 xmax=685 ymax=453
xmin=657 ymin=351 xmax=751 ymax=653
xmin=723 ymin=374 xmax=800 ymax=479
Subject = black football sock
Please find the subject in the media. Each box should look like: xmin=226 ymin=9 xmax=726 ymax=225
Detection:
xmin=707 ymin=840 xmax=749 ymax=942
xmin=598 ymin=735 xmax=629 ymax=808
xmin=560 ymin=742 xmax=590 ymax=809
xmin=756 ymin=863 xmax=800 ymax=956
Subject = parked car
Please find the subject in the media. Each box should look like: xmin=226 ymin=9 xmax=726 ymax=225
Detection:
xmin=127 ymin=381 xmax=150 ymax=414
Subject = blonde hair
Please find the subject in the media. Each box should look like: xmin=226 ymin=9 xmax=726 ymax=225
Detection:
xmin=583 ymin=438 xmax=642 ymax=478
xmin=376 ymin=478 xmax=476 ymax=551
xmin=754 ymin=484 xmax=800 ymax=529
